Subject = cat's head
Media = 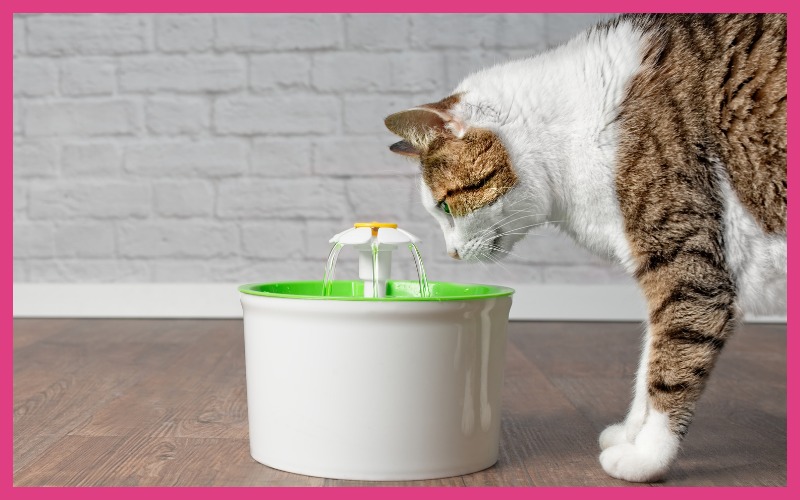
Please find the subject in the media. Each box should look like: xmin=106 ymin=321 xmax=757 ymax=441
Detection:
xmin=385 ymin=94 xmax=538 ymax=261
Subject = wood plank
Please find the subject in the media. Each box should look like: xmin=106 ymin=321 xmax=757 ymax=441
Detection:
xmin=13 ymin=318 xmax=72 ymax=350
xmin=14 ymin=435 xmax=324 ymax=486
xmin=69 ymin=324 xmax=248 ymax=439
xmin=13 ymin=340 xmax=187 ymax=471
xmin=510 ymin=321 xmax=786 ymax=486
xmin=489 ymin=341 xmax=635 ymax=486
xmin=13 ymin=319 xmax=785 ymax=486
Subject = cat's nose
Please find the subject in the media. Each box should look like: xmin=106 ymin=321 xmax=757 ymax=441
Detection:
xmin=448 ymin=250 xmax=461 ymax=260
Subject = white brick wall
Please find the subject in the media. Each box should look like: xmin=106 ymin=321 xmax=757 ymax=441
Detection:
xmin=13 ymin=13 xmax=632 ymax=286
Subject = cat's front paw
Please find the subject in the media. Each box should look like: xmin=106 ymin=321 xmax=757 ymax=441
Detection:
xmin=599 ymin=423 xmax=628 ymax=450
xmin=599 ymin=443 xmax=672 ymax=482
xmin=598 ymin=412 xmax=679 ymax=483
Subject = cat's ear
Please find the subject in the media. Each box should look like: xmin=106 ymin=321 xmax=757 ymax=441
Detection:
xmin=389 ymin=140 xmax=420 ymax=158
xmin=384 ymin=105 xmax=466 ymax=154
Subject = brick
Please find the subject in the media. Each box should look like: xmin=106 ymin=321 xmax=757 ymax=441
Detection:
xmin=545 ymin=14 xmax=611 ymax=46
xmin=251 ymin=138 xmax=312 ymax=177
xmin=23 ymin=100 xmax=140 ymax=137
xmin=14 ymin=16 xmax=25 ymax=56
xmin=488 ymin=14 xmax=547 ymax=50
xmin=14 ymin=259 xmax=27 ymax=282
xmin=29 ymin=182 xmax=151 ymax=219
xmin=343 ymin=95 xmax=417 ymax=135
xmin=388 ymin=53 xmax=445 ymax=93
xmin=156 ymin=14 xmax=214 ymax=52
xmin=151 ymin=260 xmax=212 ymax=281
xmin=14 ymin=184 xmax=27 ymax=217
xmin=543 ymin=265 xmax=634 ymax=284
xmin=151 ymin=259 xmax=251 ymax=282
xmin=214 ymin=95 xmax=339 ymax=135
xmin=125 ymin=140 xmax=246 ymax=177
xmin=62 ymin=143 xmax=121 ymax=176
xmin=60 ymin=58 xmax=116 ymax=96
xmin=217 ymin=178 xmax=347 ymax=219
xmin=445 ymin=51 xmax=507 ymax=89
xmin=14 ymin=100 xmax=20 ymax=136
xmin=212 ymin=259 xmax=325 ymax=283
xmin=344 ymin=94 xmax=422 ymax=136
xmin=27 ymin=259 xmax=151 ymax=282
xmin=313 ymin=137 xmax=411 ymax=176
xmin=345 ymin=177 xmax=415 ymax=221
xmin=118 ymin=222 xmax=239 ymax=258
xmin=153 ymin=180 xmax=214 ymax=217
xmin=54 ymin=222 xmax=115 ymax=257
xmin=14 ymin=222 xmax=54 ymax=257
xmin=312 ymin=53 xmax=391 ymax=92
xmin=14 ymin=59 xmax=57 ymax=97
xmin=120 ymin=55 xmax=245 ymax=93
xmin=410 ymin=14 xmax=497 ymax=49
xmin=15 ymin=141 xmax=58 ymax=178
xmin=408 ymin=193 xmax=435 ymax=222
xmin=304 ymin=219 xmax=353 ymax=260
xmin=145 ymin=97 xmax=209 ymax=135
xmin=250 ymin=54 xmax=311 ymax=92
xmin=242 ymin=221 xmax=305 ymax=259
xmin=215 ymin=14 xmax=341 ymax=51
xmin=346 ymin=14 xmax=409 ymax=50
xmin=27 ymin=14 xmax=149 ymax=55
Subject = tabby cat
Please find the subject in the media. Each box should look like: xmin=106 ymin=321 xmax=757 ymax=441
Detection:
xmin=384 ymin=14 xmax=786 ymax=482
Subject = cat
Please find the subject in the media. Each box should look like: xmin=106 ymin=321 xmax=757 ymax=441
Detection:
xmin=384 ymin=14 xmax=786 ymax=483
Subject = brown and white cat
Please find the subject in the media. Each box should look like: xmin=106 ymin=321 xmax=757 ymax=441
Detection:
xmin=384 ymin=14 xmax=786 ymax=482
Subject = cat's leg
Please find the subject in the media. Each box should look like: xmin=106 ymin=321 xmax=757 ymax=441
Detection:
xmin=599 ymin=330 xmax=650 ymax=449
xmin=599 ymin=261 xmax=737 ymax=482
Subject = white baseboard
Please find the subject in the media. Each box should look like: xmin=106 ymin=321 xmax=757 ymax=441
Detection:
xmin=12 ymin=283 xmax=786 ymax=323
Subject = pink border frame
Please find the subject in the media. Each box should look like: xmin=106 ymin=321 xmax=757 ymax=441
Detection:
xmin=6 ymin=0 xmax=795 ymax=496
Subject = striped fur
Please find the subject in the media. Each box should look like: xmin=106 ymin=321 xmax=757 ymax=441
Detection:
xmin=385 ymin=14 xmax=786 ymax=482
xmin=615 ymin=14 xmax=785 ymax=437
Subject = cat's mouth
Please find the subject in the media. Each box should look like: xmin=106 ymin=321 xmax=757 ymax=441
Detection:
xmin=458 ymin=233 xmax=507 ymax=262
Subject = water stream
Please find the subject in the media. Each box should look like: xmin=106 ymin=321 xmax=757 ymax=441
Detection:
xmin=321 ymin=242 xmax=344 ymax=296
xmin=371 ymin=242 xmax=380 ymax=299
xmin=408 ymin=242 xmax=430 ymax=298
xmin=321 ymin=240 xmax=431 ymax=299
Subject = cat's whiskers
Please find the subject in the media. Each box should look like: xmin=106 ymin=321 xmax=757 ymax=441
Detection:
xmin=479 ymin=208 xmax=542 ymax=231
xmin=475 ymin=211 xmax=545 ymax=240
xmin=472 ymin=192 xmax=550 ymax=238
xmin=490 ymin=220 xmax=559 ymax=239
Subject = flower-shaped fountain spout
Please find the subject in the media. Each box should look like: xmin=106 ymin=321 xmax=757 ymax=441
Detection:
xmin=325 ymin=222 xmax=426 ymax=298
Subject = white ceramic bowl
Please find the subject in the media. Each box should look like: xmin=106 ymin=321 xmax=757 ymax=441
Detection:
xmin=239 ymin=280 xmax=514 ymax=481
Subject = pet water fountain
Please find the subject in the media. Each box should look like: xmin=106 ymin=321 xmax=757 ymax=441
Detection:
xmin=239 ymin=222 xmax=514 ymax=481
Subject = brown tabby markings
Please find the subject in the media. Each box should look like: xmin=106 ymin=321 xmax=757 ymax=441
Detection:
xmin=614 ymin=14 xmax=786 ymax=435
xmin=385 ymin=95 xmax=519 ymax=217
xmin=421 ymin=128 xmax=518 ymax=217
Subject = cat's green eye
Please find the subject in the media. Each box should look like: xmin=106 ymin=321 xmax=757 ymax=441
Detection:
xmin=439 ymin=201 xmax=451 ymax=215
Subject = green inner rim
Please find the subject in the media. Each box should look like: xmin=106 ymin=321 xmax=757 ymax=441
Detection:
xmin=239 ymin=280 xmax=515 ymax=302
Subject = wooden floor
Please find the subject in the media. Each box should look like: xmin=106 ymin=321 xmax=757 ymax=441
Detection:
xmin=13 ymin=319 xmax=785 ymax=487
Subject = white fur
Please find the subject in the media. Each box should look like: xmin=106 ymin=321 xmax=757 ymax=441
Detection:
xmin=425 ymin=21 xmax=644 ymax=270
xmin=719 ymin=176 xmax=787 ymax=315
xmin=413 ymin=19 xmax=786 ymax=483
xmin=599 ymin=409 xmax=680 ymax=482
xmin=599 ymin=326 xmax=651 ymax=450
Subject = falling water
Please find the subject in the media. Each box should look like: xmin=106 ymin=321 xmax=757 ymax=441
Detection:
xmin=322 ymin=236 xmax=431 ymax=299
xmin=371 ymin=241 xmax=380 ymax=298
xmin=408 ymin=242 xmax=430 ymax=298
xmin=322 ymin=242 xmax=344 ymax=296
